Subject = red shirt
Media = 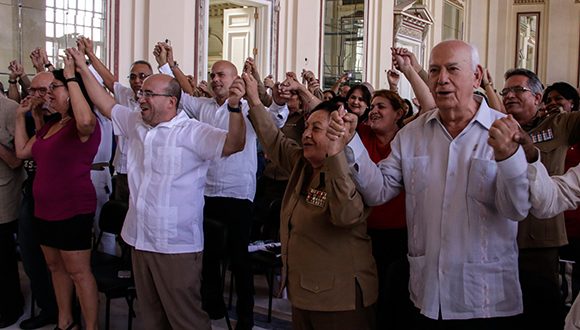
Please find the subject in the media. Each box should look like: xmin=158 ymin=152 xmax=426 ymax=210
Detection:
xmin=565 ymin=144 xmax=580 ymax=238
xmin=358 ymin=124 xmax=406 ymax=229
xmin=32 ymin=119 xmax=100 ymax=220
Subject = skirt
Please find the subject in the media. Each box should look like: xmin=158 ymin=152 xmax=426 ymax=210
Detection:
xmin=34 ymin=213 xmax=94 ymax=251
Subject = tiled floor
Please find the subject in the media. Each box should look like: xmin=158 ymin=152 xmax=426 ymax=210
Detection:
xmin=7 ymin=263 xmax=292 ymax=330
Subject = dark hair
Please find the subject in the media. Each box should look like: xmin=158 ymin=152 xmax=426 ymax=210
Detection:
xmin=372 ymin=90 xmax=407 ymax=128
xmin=403 ymin=98 xmax=414 ymax=119
xmin=164 ymin=77 xmax=182 ymax=106
xmin=310 ymin=100 xmax=340 ymax=114
xmin=504 ymin=68 xmax=544 ymax=94
xmin=52 ymin=69 xmax=94 ymax=111
xmin=130 ymin=60 xmax=153 ymax=73
xmin=345 ymin=84 xmax=372 ymax=122
xmin=542 ymin=82 xmax=579 ymax=112
xmin=0 ymin=81 xmax=4 ymax=95
xmin=323 ymin=90 xmax=336 ymax=98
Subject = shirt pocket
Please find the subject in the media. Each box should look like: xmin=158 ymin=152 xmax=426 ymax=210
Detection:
xmin=467 ymin=158 xmax=497 ymax=205
xmin=407 ymin=254 xmax=426 ymax=306
xmin=152 ymin=146 xmax=183 ymax=176
xmin=300 ymin=272 xmax=335 ymax=294
xmin=463 ymin=259 xmax=506 ymax=308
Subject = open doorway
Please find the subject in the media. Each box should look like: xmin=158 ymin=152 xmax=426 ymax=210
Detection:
xmin=200 ymin=0 xmax=274 ymax=80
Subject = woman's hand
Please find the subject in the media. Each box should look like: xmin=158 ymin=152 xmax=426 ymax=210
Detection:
xmin=17 ymin=96 xmax=43 ymax=115
xmin=64 ymin=48 xmax=88 ymax=76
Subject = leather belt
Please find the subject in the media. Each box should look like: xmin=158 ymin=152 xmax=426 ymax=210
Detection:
xmin=91 ymin=162 xmax=110 ymax=171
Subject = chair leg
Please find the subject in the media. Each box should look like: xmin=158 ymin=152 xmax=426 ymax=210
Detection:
xmin=30 ymin=293 xmax=35 ymax=318
xmin=126 ymin=294 xmax=135 ymax=330
xmin=105 ymin=297 xmax=111 ymax=330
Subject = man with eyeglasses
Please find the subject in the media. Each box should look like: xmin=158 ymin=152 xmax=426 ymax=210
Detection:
xmin=501 ymin=68 xmax=580 ymax=329
xmin=154 ymin=43 xmax=289 ymax=329
xmin=15 ymin=71 xmax=59 ymax=329
xmin=77 ymin=36 xmax=152 ymax=203
xmin=70 ymin=46 xmax=246 ymax=329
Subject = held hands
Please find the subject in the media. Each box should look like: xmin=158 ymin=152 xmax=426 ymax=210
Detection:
xmin=391 ymin=47 xmax=414 ymax=76
xmin=488 ymin=115 xmax=521 ymax=161
xmin=63 ymin=48 xmax=88 ymax=76
xmin=8 ymin=60 xmax=25 ymax=80
xmin=263 ymin=75 xmax=274 ymax=89
xmin=30 ymin=48 xmax=46 ymax=73
xmin=153 ymin=42 xmax=168 ymax=66
xmin=327 ymin=105 xmax=357 ymax=156
xmin=17 ymin=96 xmax=43 ymax=116
xmin=241 ymin=72 xmax=260 ymax=105
xmin=480 ymin=68 xmax=494 ymax=89
xmin=387 ymin=69 xmax=400 ymax=87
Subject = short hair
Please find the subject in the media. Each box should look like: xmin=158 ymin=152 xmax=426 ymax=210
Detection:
xmin=52 ymin=69 xmax=94 ymax=111
xmin=504 ymin=68 xmax=544 ymax=94
xmin=130 ymin=60 xmax=153 ymax=72
xmin=310 ymin=100 xmax=339 ymax=115
xmin=323 ymin=90 xmax=336 ymax=98
xmin=468 ymin=43 xmax=480 ymax=71
xmin=163 ymin=77 xmax=182 ymax=106
xmin=371 ymin=89 xmax=406 ymax=127
xmin=542 ymin=82 xmax=579 ymax=112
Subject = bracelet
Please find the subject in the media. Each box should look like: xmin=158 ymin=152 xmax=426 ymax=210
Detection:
xmin=227 ymin=103 xmax=241 ymax=113
xmin=8 ymin=79 xmax=17 ymax=84
xmin=44 ymin=63 xmax=53 ymax=69
xmin=65 ymin=77 xmax=78 ymax=84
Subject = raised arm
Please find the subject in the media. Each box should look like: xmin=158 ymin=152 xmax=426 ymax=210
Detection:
xmin=481 ymin=68 xmax=505 ymax=113
xmin=279 ymin=73 xmax=320 ymax=113
xmin=7 ymin=60 xmax=23 ymax=103
xmin=79 ymin=37 xmax=116 ymax=93
xmin=155 ymin=42 xmax=195 ymax=95
xmin=331 ymin=73 xmax=348 ymax=95
xmin=392 ymin=47 xmax=436 ymax=115
xmin=62 ymin=49 xmax=96 ymax=139
xmin=222 ymin=77 xmax=246 ymax=156
xmin=14 ymin=96 xmax=42 ymax=159
xmin=244 ymin=57 xmax=272 ymax=107
xmin=68 ymin=48 xmax=116 ymax=119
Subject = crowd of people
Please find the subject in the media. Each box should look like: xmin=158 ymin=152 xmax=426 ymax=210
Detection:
xmin=0 ymin=36 xmax=580 ymax=330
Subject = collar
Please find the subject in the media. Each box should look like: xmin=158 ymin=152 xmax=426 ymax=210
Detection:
xmin=424 ymin=95 xmax=493 ymax=130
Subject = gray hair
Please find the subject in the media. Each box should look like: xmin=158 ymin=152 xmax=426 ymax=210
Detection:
xmin=504 ymin=68 xmax=544 ymax=94
xmin=468 ymin=43 xmax=480 ymax=71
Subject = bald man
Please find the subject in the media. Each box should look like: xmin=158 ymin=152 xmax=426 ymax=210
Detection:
xmin=334 ymin=40 xmax=530 ymax=329
xmin=72 ymin=44 xmax=246 ymax=328
xmin=159 ymin=53 xmax=289 ymax=329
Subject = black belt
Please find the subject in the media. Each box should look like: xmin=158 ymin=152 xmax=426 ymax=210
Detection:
xmin=91 ymin=162 xmax=110 ymax=171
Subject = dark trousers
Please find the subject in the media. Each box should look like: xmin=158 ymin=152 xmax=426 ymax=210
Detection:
xmin=291 ymin=282 xmax=376 ymax=330
xmin=202 ymin=197 xmax=254 ymax=328
xmin=518 ymin=247 xmax=565 ymax=330
xmin=17 ymin=191 xmax=57 ymax=317
xmin=0 ymin=220 xmax=24 ymax=316
xmin=368 ymin=227 xmax=412 ymax=330
xmin=410 ymin=307 xmax=521 ymax=330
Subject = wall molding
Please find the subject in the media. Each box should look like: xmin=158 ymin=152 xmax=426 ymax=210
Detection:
xmin=514 ymin=0 xmax=545 ymax=4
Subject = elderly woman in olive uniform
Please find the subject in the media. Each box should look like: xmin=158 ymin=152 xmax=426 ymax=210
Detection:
xmin=240 ymin=72 xmax=378 ymax=330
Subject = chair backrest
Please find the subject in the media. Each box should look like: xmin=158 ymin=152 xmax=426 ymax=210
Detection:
xmin=99 ymin=200 xmax=129 ymax=236
xmin=263 ymin=198 xmax=282 ymax=241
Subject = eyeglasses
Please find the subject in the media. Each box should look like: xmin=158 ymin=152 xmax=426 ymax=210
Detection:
xmin=499 ymin=86 xmax=533 ymax=97
xmin=49 ymin=83 xmax=65 ymax=92
xmin=128 ymin=73 xmax=151 ymax=81
xmin=136 ymin=90 xmax=174 ymax=99
xmin=27 ymin=87 xmax=49 ymax=96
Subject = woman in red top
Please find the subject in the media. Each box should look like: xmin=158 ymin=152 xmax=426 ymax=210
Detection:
xmin=15 ymin=49 xmax=100 ymax=330
xmin=358 ymin=89 xmax=411 ymax=329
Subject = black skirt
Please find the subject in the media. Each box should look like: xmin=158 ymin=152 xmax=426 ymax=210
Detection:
xmin=34 ymin=213 xmax=94 ymax=251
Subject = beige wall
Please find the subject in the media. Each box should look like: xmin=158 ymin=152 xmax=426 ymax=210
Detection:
xmin=113 ymin=0 xmax=579 ymax=89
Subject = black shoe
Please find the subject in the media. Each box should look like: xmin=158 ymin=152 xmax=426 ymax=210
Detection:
xmin=0 ymin=310 xmax=23 ymax=329
xmin=19 ymin=313 xmax=57 ymax=330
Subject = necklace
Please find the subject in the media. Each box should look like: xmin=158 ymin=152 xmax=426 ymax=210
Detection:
xmin=59 ymin=116 xmax=71 ymax=125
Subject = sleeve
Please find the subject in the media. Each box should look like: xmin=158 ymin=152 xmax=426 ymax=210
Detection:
xmin=347 ymin=132 xmax=403 ymax=206
xmin=190 ymin=121 xmax=227 ymax=161
xmin=324 ymin=151 xmax=369 ymax=228
xmin=247 ymin=102 xmax=302 ymax=173
xmin=494 ymin=146 xmax=532 ymax=220
xmin=564 ymin=111 xmax=580 ymax=145
xmin=113 ymin=82 xmax=134 ymax=104
xmin=158 ymin=63 xmax=175 ymax=77
xmin=179 ymin=93 xmax=201 ymax=119
xmin=266 ymin=101 xmax=289 ymax=128
xmin=529 ymin=158 xmax=580 ymax=218
xmin=88 ymin=64 xmax=105 ymax=86
xmin=110 ymin=104 xmax=134 ymax=138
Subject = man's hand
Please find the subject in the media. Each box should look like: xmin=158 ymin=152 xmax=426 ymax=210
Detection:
xmin=8 ymin=60 xmax=25 ymax=80
xmin=514 ymin=127 xmax=539 ymax=163
xmin=387 ymin=69 xmax=400 ymax=88
xmin=488 ymin=115 xmax=521 ymax=161
xmin=153 ymin=42 xmax=168 ymax=67
xmin=391 ymin=48 xmax=414 ymax=76
xmin=228 ymin=77 xmax=246 ymax=108
xmin=242 ymin=72 xmax=260 ymax=105
xmin=17 ymin=96 xmax=43 ymax=115
xmin=263 ymin=75 xmax=274 ymax=89
xmin=327 ymin=105 xmax=358 ymax=143
xmin=30 ymin=48 xmax=45 ymax=73
xmin=77 ymin=36 xmax=95 ymax=56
